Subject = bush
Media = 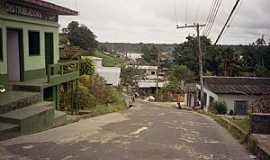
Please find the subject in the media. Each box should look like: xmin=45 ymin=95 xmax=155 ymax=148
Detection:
xmin=78 ymin=85 xmax=96 ymax=109
xmin=209 ymin=101 xmax=228 ymax=115
xmin=80 ymin=59 xmax=95 ymax=75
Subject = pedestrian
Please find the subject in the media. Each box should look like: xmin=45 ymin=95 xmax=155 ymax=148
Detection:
xmin=177 ymin=95 xmax=182 ymax=109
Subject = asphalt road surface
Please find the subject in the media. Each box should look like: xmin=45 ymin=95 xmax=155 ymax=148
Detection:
xmin=0 ymin=101 xmax=251 ymax=160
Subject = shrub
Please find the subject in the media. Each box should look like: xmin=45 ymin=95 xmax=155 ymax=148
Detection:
xmin=80 ymin=58 xmax=95 ymax=75
xmin=209 ymin=101 xmax=228 ymax=115
xmin=78 ymin=85 xmax=96 ymax=109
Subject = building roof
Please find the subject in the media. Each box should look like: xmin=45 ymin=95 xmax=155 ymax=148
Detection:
xmin=10 ymin=0 xmax=78 ymax=15
xmin=138 ymin=80 xmax=168 ymax=88
xmin=82 ymin=56 xmax=102 ymax=61
xmin=128 ymin=65 xmax=158 ymax=70
xmin=203 ymin=76 xmax=270 ymax=95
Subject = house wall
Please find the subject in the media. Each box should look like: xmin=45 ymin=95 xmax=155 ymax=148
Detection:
xmin=217 ymin=94 xmax=259 ymax=113
xmin=0 ymin=13 xmax=59 ymax=84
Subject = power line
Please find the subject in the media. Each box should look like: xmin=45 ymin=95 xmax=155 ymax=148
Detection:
xmin=224 ymin=0 xmax=243 ymax=35
xmin=204 ymin=0 xmax=222 ymax=37
xmin=203 ymin=0 xmax=218 ymax=35
xmin=215 ymin=0 xmax=241 ymax=45
xmin=205 ymin=0 xmax=222 ymax=36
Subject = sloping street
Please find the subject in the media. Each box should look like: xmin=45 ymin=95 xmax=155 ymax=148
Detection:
xmin=0 ymin=101 xmax=251 ymax=160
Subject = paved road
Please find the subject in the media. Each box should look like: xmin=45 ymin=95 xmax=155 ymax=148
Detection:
xmin=0 ymin=101 xmax=251 ymax=160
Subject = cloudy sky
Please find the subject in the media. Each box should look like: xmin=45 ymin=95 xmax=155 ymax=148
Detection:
xmin=48 ymin=0 xmax=270 ymax=45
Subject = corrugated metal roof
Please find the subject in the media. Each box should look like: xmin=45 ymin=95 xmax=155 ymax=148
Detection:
xmin=204 ymin=76 xmax=270 ymax=95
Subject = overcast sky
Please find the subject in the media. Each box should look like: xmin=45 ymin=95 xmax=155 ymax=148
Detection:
xmin=48 ymin=0 xmax=270 ymax=45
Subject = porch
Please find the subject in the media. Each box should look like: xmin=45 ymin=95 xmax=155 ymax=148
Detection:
xmin=9 ymin=61 xmax=80 ymax=110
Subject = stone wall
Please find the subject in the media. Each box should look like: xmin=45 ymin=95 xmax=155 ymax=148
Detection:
xmin=251 ymin=113 xmax=270 ymax=134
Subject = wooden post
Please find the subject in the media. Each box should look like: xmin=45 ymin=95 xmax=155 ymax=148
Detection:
xmin=177 ymin=23 xmax=206 ymax=109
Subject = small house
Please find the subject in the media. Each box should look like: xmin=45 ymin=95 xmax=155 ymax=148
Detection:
xmin=201 ymin=77 xmax=270 ymax=115
xmin=82 ymin=56 xmax=121 ymax=87
xmin=0 ymin=0 xmax=78 ymax=139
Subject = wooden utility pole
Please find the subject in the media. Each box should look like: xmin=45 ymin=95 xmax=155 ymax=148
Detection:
xmin=156 ymin=50 xmax=160 ymax=100
xmin=177 ymin=23 xmax=206 ymax=109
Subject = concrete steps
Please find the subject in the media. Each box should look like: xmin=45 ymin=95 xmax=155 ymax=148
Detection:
xmin=53 ymin=110 xmax=67 ymax=128
xmin=0 ymin=122 xmax=19 ymax=140
xmin=0 ymin=90 xmax=67 ymax=140
xmin=0 ymin=102 xmax=54 ymax=135
xmin=0 ymin=91 xmax=41 ymax=114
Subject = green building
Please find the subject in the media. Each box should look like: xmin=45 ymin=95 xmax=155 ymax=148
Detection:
xmin=0 ymin=0 xmax=79 ymax=140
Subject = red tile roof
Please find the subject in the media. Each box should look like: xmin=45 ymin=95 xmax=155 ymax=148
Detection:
xmin=11 ymin=0 xmax=78 ymax=15
xmin=203 ymin=76 xmax=270 ymax=95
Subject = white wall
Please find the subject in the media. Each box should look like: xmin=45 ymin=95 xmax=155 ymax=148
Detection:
xmin=218 ymin=94 xmax=259 ymax=113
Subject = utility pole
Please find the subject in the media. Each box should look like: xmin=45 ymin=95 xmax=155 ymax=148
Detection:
xmin=156 ymin=50 xmax=160 ymax=100
xmin=177 ymin=23 xmax=206 ymax=109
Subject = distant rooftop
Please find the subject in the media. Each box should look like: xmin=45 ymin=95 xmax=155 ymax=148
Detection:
xmin=128 ymin=65 xmax=158 ymax=70
xmin=203 ymin=76 xmax=270 ymax=95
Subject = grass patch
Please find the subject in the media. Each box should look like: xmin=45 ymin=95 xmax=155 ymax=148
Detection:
xmin=89 ymin=91 xmax=128 ymax=117
xmin=92 ymin=50 xmax=123 ymax=67
xmin=227 ymin=117 xmax=250 ymax=133
xmin=197 ymin=111 xmax=249 ymax=143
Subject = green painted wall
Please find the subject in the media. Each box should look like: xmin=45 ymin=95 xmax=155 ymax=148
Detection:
xmin=0 ymin=13 xmax=60 ymax=81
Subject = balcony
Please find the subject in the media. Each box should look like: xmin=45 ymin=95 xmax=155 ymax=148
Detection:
xmin=47 ymin=61 xmax=80 ymax=86
xmin=9 ymin=61 xmax=80 ymax=92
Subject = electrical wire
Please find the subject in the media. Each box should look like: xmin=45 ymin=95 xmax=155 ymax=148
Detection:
xmin=224 ymin=0 xmax=243 ymax=35
xmin=205 ymin=0 xmax=222 ymax=37
xmin=215 ymin=0 xmax=241 ymax=45
xmin=203 ymin=0 xmax=218 ymax=35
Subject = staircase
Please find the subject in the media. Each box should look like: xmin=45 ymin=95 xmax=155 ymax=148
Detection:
xmin=0 ymin=91 xmax=67 ymax=140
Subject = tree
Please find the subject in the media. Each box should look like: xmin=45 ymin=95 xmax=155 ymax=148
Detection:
xmin=120 ymin=65 xmax=143 ymax=86
xmin=173 ymin=36 xmax=212 ymax=77
xmin=170 ymin=65 xmax=195 ymax=83
xmin=141 ymin=45 xmax=159 ymax=65
xmin=63 ymin=21 xmax=98 ymax=52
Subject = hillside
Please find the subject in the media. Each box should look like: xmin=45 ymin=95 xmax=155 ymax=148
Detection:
xmin=100 ymin=42 xmax=178 ymax=53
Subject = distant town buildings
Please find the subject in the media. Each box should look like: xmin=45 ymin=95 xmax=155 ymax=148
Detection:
xmin=126 ymin=53 xmax=143 ymax=61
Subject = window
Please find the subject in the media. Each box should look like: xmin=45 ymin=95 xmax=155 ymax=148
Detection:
xmin=0 ymin=28 xmax=3 ymax=61
xmin=28 ymin=31 xmax=40 ymax=56
xmin=234 ymin=101 xmax=248 ymax=115
xmin=151 ymin=71 xmax=156 ymax=75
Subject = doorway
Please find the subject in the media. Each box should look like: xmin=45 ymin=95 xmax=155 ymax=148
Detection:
xmin=45 ymin=32 xmax=54 ymax=74
xmin=7 ymin=29 xmax=24 ymax=82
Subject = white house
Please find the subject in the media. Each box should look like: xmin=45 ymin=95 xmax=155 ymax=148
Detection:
xmin=82 ymin=56 xmax=121 ymax=86
xmin=137 ymin=80 xmax=168 ymax=95
xmin=126 ymin=53 xmax=143 ymax=61
xmin=200 ymin=77 xmax=270 ymax=115
xmin=128 ymin=65 xmax=162 ymax=80
xmin=96 ymin=67 xmax=121 ymax=86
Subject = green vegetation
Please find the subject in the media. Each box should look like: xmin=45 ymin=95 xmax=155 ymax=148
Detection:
xmin=227 ymin=117 xmax=250 ymax=133
xmin=93 ymin=49 xmax=123 ymax=67
xmin=209 ymin=101 xmax=228 ymax=115
xmin=80 ymin=58 xmax=95 ymax=75
xmin=173 ymin=35 xmax=270 ymax=78
xmin=120 ymin=65 xmax=144 ymax=86
xmin=141 ymin=45 xmax=159 ymax=65
xmin=198 ymin=111 xmax=248 ymax=143
xmin=63 ymin=21 xmax=98 ymax=52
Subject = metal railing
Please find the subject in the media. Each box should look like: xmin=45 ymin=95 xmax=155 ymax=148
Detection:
xmin=47 ymin=61 xmax=80 ymax=83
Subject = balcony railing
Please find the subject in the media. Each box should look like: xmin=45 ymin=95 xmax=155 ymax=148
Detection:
xmin=47 ymin=61 xmax=80 ymax=85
